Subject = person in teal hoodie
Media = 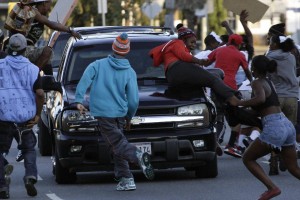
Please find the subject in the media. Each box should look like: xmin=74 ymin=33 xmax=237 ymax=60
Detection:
xmin=74 ymin=33 xmax=154 ymax=191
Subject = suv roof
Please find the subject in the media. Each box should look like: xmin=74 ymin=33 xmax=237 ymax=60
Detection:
xmin=48 ymin=26 xmax=175 ymax=69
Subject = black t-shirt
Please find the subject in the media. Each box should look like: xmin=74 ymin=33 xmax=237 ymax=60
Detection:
xmin=27 ymin=20 xmax=44 ymax=45
xmin=0 ymin=51 xmax=7 ymax=59
xmin=33 ymin=73 xmax=43 ymax=91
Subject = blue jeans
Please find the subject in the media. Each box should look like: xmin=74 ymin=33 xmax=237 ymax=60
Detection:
xmin=97 ymin=117 xmax=138 ymax=179
xmin=0 ymin=121 xmax=37 ymax=188
xmin=259 ymin=112 xmax=296 ymax=150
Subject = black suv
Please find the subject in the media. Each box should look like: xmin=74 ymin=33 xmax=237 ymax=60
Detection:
xmin=40 ymin=26 xmax=219 ymax=184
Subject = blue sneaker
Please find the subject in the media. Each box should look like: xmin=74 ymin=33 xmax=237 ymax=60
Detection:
xmin=116 ymin=177 xmax=136 ymax=191
xmin=136 ymin=151 xmax=155 ymax=180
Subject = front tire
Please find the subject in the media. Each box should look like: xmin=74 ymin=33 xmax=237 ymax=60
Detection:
xmin=38 ymin=119 xmax=52 ymax=156
xmin=55 ymin=153 xmax=77 ymax=184
xmin=195 ymin=155 xmax=218 ymax=178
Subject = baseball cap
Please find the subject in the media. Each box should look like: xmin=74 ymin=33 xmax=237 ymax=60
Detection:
xmin=112 ymin=33 xmax=130 ymax=55
xmin=228 ymin=34 xmax=243 ymax=45
xmin=8 ymin=33 xmax=27 ymax=56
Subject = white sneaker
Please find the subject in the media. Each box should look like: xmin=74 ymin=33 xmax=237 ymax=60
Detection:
xmin=116 ymin=177 xmax=136 ymax=191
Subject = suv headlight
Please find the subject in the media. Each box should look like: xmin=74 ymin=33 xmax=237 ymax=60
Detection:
xmin=61 ymin=110 xmax=98 ymax=133
xmin=176 ymin=104 xmax=210 ymax=127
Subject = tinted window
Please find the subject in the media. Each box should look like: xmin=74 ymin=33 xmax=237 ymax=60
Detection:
xmin=65 ymin=41 xmax=166 ymax=84
xmin=51 ymin=34 xmax=70 ymax=68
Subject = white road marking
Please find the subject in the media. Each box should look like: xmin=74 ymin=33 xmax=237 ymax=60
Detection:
xmin=46 ymin=193 xmax=64 ymax=200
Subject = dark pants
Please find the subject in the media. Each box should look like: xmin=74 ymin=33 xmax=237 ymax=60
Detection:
xmin=224 ymin=106 xmax=262 ymax=129
xmin=0 ymin=122 xmax=37 ymax=188
xmin=97 ymin=117 xmax=138 ymax=179
xmin=166 ymin=61 xmax=236 ymax=101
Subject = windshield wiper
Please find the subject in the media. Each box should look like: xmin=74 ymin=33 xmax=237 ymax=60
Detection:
xmin=137 ymin=76 xmax=165 ymax=80
xmin=67 ymin=80 xmax=79 ymax=84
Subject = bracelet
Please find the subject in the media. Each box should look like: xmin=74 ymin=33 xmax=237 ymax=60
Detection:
xmin=68 ymin=26 xmax=74 ymax=33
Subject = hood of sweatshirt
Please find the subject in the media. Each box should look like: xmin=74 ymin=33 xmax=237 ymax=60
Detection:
xmin=5 ymin=55 xmax=31 ymax=70
xmin=267 ymin=49 xmax=291 ymax=61
xmin=107 ymin=54 xmax=131 ymax=70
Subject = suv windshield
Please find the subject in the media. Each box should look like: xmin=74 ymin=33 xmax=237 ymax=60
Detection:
xmin=66 ymin=41 xmax=166 ymax=84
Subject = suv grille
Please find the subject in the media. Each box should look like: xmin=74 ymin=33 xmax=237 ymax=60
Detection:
xmin=136 ymin=107 xmax=176 ymax=115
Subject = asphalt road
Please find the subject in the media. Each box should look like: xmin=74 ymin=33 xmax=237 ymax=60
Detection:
xmin=4 ymin=126 xmax=300 ymax=200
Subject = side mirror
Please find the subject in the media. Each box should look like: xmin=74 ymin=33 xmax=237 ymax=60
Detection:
xmin=41 ymin=75 xmax=63 ymax=94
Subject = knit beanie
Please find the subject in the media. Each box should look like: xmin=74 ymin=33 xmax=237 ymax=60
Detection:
xmin=268 ymin=23 xmax=285 ymax=35
xmin=177 ymin=25 xmax=196 ymax=40
xmin=112 ymin=32 xmax=130 ymax=55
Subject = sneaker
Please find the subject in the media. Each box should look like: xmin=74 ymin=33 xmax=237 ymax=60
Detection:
xmin=24 ymin=178 xmax=37 ymax=197
xmin=4 ymin=164 xmax=13 ymax=185
xmin=116 ymin=177 xmax=136 ymax=191
xmin=224 ymin=146 xmax=242 ymax=158
xmin=242 ymin=136 xmax=253 ymax=148
xmin=136 ymin=151 xmax=155 ymax=180
xmin=16 ymin=150 xmax=24 ymax=162
xmin=258 ymin=187 xmax=281 ymax=200
xmin=0 ymin=187 xmax=9 ymax=199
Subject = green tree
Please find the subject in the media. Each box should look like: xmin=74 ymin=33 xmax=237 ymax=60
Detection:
xmin=207 ymin=0 xmax=227 ymax=35
xmin=68 ymin=0 xmax=148 ymax=27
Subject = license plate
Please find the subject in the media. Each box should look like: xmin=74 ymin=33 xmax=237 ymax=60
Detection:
xmin=132 ymin=142 xmax=152 ymax=155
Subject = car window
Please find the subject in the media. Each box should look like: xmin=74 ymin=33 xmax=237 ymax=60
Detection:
xmin=66 ymin=41 xmax=166 ymax=84
xmin=52 ymin=34 xmax=70 ymax=68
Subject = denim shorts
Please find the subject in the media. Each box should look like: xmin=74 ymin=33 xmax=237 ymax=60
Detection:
xmin=259 ymin=112 xmax=296 ymax=150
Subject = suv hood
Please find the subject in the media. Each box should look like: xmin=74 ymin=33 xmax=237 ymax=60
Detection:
xmin=64 ymin=84 xmax=207 ymax=107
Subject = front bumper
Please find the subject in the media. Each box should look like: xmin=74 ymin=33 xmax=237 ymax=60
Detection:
xmin=54 ymin=128 xmax=217 ymax=172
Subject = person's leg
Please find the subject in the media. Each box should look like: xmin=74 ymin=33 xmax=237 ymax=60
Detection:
xmin=98 ymin=117 xmax=154 ymax=179
xmin=280 ymin=145 xmax=300 ymax=179
xmin=98 ymin=117 xmax=136 ymax=179
xmin=19 ymin=129 xmax=38 ymax=197
xmin=0 ymin=122 xmax=15 ymax=199
xmin=0 ymin=153 xmax=5 ymax=188
xmin=243 ymin=139 xmax=280 ymax=192
xmin=26 ymin=46 xmax=53 ymax=73
xmin=166 ymin=62 xmax=236 ymax=101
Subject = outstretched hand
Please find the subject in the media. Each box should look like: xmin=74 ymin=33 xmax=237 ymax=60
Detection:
xmin=124 ymin=117 xmax=131 ymax=131
xmin=240 ymin=10 xmax=249 ymax=23
xmin=220 ymin=21 xmax=229 ymax=28
xmin=71 ymin=30 xmax=82 ymax=40
xmin=76 ymin=103 xmax=88 ymax=114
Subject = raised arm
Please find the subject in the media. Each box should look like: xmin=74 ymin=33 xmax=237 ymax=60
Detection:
xmin=240 ymin=10 xmax=253 ymax=46
xmin=221 ymin=21 xmax=234 ymax=35
xmin=35 ymin=10 xmax=82 ymax=39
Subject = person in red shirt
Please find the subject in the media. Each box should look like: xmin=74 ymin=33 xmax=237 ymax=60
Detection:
xmin=150 ymin=24 xmax=239 ymax=105
xmin=202 ymin=34 xmax=253 ymax=158
xmin=207 ymin=34 xmax=252 ymax=90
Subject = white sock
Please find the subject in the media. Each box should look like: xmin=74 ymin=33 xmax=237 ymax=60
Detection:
xmin=250 ymin=130 xmax=260 ymax=140
xmin=238 ymin=134 xmax=246 ymax=148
